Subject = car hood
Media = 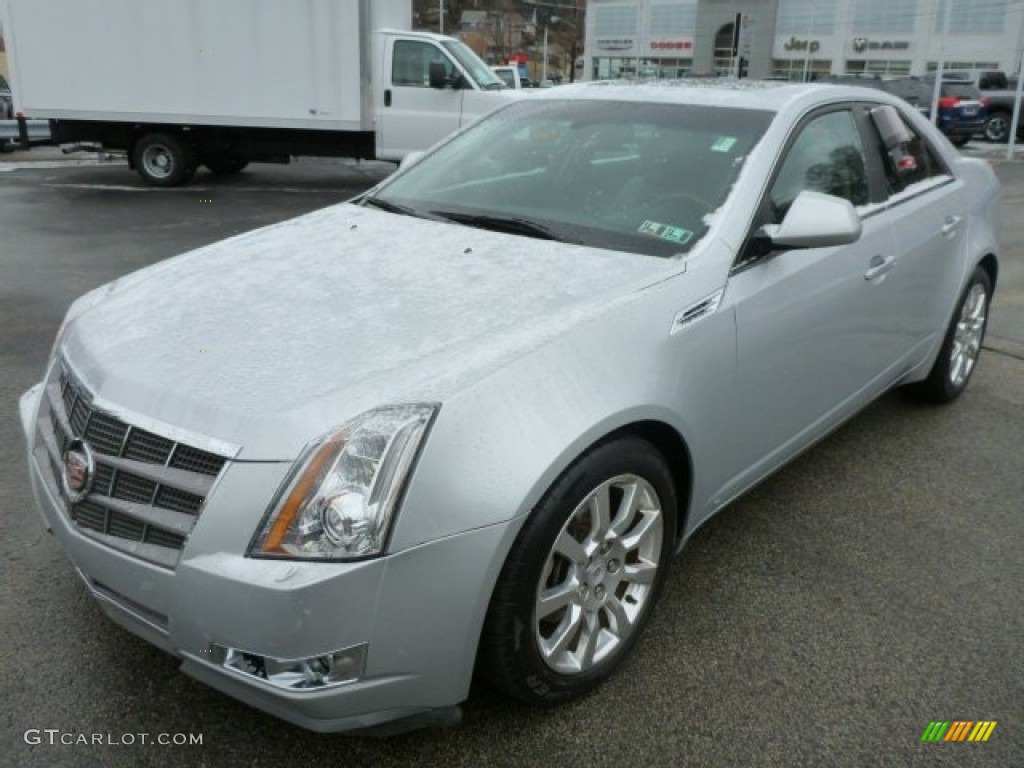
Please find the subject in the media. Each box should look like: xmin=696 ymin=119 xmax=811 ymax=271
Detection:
xmin=61 ymin=204 xmax=679 ymax=460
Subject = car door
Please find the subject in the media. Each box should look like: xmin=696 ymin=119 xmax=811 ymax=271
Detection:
xmin=377 ymin=39 xmax=463 ymax=161
xmin=863 ymin=104 xmax=967 ymax=362
xmin=718 ymin=106 xmax=906 ymax=495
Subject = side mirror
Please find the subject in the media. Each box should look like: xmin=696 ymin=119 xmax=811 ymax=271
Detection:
xmin=398 ymin=150 xmax=425 ymax=171
xmin=764 ymin=190 xmax=862 ymax=249
xmin=429 ymin=61 xmax=449 ymax=89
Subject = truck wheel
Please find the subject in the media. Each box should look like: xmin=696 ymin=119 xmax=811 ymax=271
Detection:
xmin=133 ymin=133 xmax=197 ymax=187
xmin=204 ymin=155 xmax=249 ymax=175
xmin=984 ymin=113 xmax=1010 ymax=143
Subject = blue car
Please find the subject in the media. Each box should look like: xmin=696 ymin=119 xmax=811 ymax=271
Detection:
xmin=825 ymin=75 xmax=987 ymax=147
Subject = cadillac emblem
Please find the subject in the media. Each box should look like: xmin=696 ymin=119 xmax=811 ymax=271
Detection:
xmin=852 ymin=37 xmax=868 ymax=53
xmin=62 ymin=439 xmax=95 ymax=503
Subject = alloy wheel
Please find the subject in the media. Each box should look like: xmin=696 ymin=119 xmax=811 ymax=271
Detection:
xmin=534 ymin=474 xmax=664 ymax=675
xmin=949 ymin=283 xmax=988 ymax=388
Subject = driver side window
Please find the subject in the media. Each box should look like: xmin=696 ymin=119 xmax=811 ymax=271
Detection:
xmin=392 ymin=41 xmax=453 ymax=87
xmin=768 ymin=110 xmax=869 ymax=223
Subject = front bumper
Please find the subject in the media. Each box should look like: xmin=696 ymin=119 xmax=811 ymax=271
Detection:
xmin=20 ymin=382 xmax=517 ymax=733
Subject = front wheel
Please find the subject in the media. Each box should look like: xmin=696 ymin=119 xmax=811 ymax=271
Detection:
xmin=133 ymin=133 xmax=197 ymax=187
xmin=904 ymin=266 xmax=992 ymax=403
xmin=479 ymin=437 xmax=677 ymax=704
xmin=949 ymin=135 xmax=971 ymax=148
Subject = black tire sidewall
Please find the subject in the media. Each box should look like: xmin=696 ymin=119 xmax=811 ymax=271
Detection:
xmin=984 ymin=113 xmax=1009 ymax=143
xmin=133 ymin=133 xmax=196 ymax=187
xmin=484 ymin=437 xmax=678 ymax=703
xmin=916 ymin=266 xmax=992 ymax=402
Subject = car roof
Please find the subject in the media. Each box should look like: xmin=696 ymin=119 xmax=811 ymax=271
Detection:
xmin=538 ymin=79 xmax=898 ymax=113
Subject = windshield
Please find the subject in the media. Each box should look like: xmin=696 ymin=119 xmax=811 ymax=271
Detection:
xmin=494 ymin=69 xmax=516 ymax=88
xmin=442 ymin=40 xmax=505 ymax=89
xmin=372 ymin=99 xmax=774 ymax=257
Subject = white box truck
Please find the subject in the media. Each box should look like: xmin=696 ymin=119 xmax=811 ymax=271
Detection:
xmin=0 ymin=0 xmax=517 ymax=185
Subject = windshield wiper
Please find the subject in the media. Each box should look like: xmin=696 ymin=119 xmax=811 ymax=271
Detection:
xmin=361 ymin=196 xmax=428 ymax=218
xmin=430 ymin=211 xmax=577 ymax=243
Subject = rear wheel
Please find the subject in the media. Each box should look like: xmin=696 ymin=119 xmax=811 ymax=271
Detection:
xmin=133 ymin=133 xmax=197 ymax=187
xmin=905 ymin=266 xmax=992 ymax=403
xmin=479 ymin=437 xmax=677 ymax=704
xmin=984 ymin=112 xmax=1010 ymax=143
xmin=949 ymin=135 xmax=970 ymax=148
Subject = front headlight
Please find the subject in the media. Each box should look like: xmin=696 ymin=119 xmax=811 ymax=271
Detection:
xmin=248 ymin=404 xmax=437 ymax=561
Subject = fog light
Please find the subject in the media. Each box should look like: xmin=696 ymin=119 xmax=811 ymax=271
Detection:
xmin=210 ymin=642 xmax=367 ymax=690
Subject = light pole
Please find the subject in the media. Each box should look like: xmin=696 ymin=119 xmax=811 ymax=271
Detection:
xmin=930 ymin=0 xmax=953 ymax=127
xmin=802 ymin=1 xmax=816 ymax=82
xmin=439 ymin=0 xmax=444 ymax=34
xmin=543 ymin=18 xmax=563 ymax=82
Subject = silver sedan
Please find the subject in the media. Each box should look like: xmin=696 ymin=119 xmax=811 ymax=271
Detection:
xmin=20 ymin=81 xmax=1000 ymax=733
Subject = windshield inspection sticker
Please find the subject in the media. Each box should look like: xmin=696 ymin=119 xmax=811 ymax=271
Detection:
xmin=639 ymin=220 xmax=693 ymax=245
xmin=711 ymin=136 xmax=737 ymax=153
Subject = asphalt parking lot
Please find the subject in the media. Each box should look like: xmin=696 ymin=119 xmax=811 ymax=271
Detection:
xmin=1 ymin=148 xmax=1022 ymax=767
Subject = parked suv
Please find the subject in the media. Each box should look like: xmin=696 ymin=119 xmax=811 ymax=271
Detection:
xmin=941 ymin=70 xmax=1024 ymax=143
xmin=942 ymin=69 xmax=1007 ymax=90
xmin=824 ymin=75 xmax=986 ymax=146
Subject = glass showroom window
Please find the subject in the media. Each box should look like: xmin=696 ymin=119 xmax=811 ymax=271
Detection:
xmin=926 ymin=61 xmax=999 ymax=71
xmin=772 ymin=58 xmax=831 ymax=81
xmin=846 ymin=59 xmax=912 ymax=76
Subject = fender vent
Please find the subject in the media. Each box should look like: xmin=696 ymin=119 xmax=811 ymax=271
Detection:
xmin=671 ymin=289 xmax=724 ymax=335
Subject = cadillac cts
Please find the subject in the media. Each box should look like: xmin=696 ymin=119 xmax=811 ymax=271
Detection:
xmin=20 ymin=82 xmax=1000 ymax=733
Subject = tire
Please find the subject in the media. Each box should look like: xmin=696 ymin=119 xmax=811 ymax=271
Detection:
xmin=984 ymin=112 xmax=1010 ymax=143
xmin=949 ymin=135 xmax=970 ymax=148
xmin=203 ymin=155 xmax=249 ymax=175
xmin=479 ymin=436 xmax=677 ymax=704
xmin=905 ymin=266 xmax=992 ymax=403
xmin=133 ymin=133 xmax=197 ymax=187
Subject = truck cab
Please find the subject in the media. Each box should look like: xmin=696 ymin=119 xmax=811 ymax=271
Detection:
xmin=375 ymin=30 xmax=518 ymax=161
xmin=491 ymin=66 xmax=523 ymax=90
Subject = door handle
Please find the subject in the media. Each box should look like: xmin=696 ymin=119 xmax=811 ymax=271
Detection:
xmin=384 ymin=89 xmax=392 ymax=108
xmin=864 ymin=254 xmax=896 ymax=281
xmin=941 ymin=215 xmax=961 ymax=237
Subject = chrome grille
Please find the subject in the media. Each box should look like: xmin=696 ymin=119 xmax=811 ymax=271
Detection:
xmin=83 ymin=411 xmax=128 ymax=455
xmin=154 ymin=486 xmax=206 ymax=514
xmin=168 ymin=444 xmax=228 ymax=476
xmin=113 ymin=473 xmax=156 ymax=505
xmin=124 ymin=431 xmax=174 ymax=464
xmin=40 ymin=361 xmax=230 ymax=569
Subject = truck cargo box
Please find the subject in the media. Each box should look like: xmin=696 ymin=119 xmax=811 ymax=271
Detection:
xmin=1 ymin=0 xmax=409 ymax=131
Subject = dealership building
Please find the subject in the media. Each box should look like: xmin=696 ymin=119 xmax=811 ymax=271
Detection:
xmin=582 ymin=0 xmax=1024 ymax=81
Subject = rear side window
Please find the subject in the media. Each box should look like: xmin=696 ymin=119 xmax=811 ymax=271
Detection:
xmin=868 ymin=106 xmax=948 ymax=196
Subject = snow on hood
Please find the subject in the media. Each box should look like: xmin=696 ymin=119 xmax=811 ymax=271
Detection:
xmin=62 ymin=204 xmax=677 ymax=459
